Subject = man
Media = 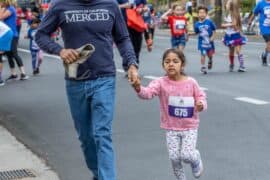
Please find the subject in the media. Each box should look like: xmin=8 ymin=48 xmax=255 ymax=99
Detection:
xmin=35 ymin=0 xmax=139 ymax=180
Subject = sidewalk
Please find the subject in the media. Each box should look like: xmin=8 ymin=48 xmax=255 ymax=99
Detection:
xmin=0 ymin=125 xmax=60 ymax=180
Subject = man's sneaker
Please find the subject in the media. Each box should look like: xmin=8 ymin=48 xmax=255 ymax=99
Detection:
xmin=208 ymin=60 xmax=213 ymax=70
xmin=261 ymin=52 xmax=268 ymax=66
xmin=0 ymin=79 xmax=4 ymax=86
xmin=229 ymin=64 xmax=234 ymax=72
xmin=191 ymin=159 xmax=203 ymax=178
xmin=6 ymin=74 xmax=18 ymax=82
xmin=238 ymin=66 xmax=246 ymax=72
xmin=20 ymin=74 xmax=29 ymax=80
xmin=200 ymin=67 xmax=207 ymax=74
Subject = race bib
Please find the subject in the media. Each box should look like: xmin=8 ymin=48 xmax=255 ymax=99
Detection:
xmin=263 ymin=8 xmax=270 ymax=26
xmin=168 ymin=96 xmax=194 ymax=118
xmin=174 ymin=20 xmax=185 ymax=30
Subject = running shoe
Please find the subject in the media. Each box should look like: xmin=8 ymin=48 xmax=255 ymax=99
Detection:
xmin=191 ymin=158 xmax=203 ymax=178
xmin=20 ymin=74 xmax=29 ymax=80
xmin=0 ymin=79 xmax=4 ymax=86
xmin=6 ymin=74 xmax=18 ymax=82
xmin=208 ymin=60 xmax=213 ymax=70
xmin=229 ymin=64 xmax=234 ymax=72
xmin=201 ymin=67 xmax=207 ymax=74
xmin=238 ymin=66 xmax=246 ymax=72
xmin=261 ymin=52 xmax=268 ymax=66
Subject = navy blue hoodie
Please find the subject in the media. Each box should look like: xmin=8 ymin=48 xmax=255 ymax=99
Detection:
xmin=35 ymin=0 xmax=137 ymax=80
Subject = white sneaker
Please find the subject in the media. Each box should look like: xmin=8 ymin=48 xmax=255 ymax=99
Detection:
xmin=191 ymin=158 xmax=203 ymax=178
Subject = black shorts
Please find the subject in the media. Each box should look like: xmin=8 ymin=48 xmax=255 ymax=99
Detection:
xmin=0 ymin=54 xmax=3 ymax=63
xmin=262 ymin=34 xmax=270 ymax=42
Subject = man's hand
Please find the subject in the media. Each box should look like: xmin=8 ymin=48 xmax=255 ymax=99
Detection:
xmin=60 ymin=49 xmax=80 ymax=64
xmin=127 ymin=64 xmax=139 ymax=85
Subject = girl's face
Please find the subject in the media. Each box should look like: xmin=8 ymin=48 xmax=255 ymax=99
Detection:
xmin=198 ymin=9 xmax=207 ymax=20
xmin=163 ymin=52 xmax=184 ymax=79
xmin=173 ymin=6 xmax=185 ymax=16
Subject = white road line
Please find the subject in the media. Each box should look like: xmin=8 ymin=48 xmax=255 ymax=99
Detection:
xmin=144 ymin=75 xmax=160 ymax=80
xmin=116 ymin=69 xmax=125 ymax=73
xmin=200 ymin=87 xmax=208 ymax=91
xmin=234 ymin=97 xmax=269 ymax=105
xmin=18 ymin=48 xmax=60 ymax=59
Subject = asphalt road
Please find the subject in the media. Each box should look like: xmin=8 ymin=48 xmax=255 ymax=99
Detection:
xmin=0 ymin=33 xmax=270 ymax=180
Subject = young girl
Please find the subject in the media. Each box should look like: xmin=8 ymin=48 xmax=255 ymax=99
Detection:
xmin=194 ymin=5 xmax=216 ymax=74
xmin=132 ymin=49 xmax=207 ymax=180
xmin=222 ymin=0 xmax=247 ymax=72
xmin=161 ymin=4 xmax=189 ymax=51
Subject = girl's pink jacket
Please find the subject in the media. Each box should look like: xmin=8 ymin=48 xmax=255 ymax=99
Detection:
xmin=137 ymin=76 xmax=207 ymax=131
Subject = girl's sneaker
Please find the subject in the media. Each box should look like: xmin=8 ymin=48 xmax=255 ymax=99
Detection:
xmin=208 ymin=60 xmax=213 ymax=70
xmin=191 ymin=159 xmax=203 ymax=178
xmin=238 ymin=66 xmax=246 ymax=72
xmin=201 ymin=67 xmax=207 ymax=74
xmin=229 ymin=64 xmax=234 ymax=72
xmin=0 ymin=79 xmax=4 ymax=86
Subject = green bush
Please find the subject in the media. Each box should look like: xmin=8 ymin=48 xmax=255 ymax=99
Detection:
xmin=241 ymin=0 xmax=256 ymax=14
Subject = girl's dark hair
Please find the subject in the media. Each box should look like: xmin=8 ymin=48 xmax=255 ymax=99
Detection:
xmin=162 ymin=48 xmax=186 ymax=75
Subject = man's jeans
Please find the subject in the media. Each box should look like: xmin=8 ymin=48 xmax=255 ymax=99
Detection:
xmin=66 ymin=76 xmax=116 ymax=180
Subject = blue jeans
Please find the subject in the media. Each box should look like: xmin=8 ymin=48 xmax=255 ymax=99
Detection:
xmin=66 ymin=76 xmax=116 ymax=180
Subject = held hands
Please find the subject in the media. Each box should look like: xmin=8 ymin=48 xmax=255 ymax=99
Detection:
xmin=127 ymin=65 xmax=140 ymax=92
xmin=195 ymin=101 xmax=204 ymax=112
xmin=60 ymin=49 xmax=80 ymax=64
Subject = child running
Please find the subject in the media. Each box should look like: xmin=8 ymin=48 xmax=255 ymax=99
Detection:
xmin=222 ymin=0 xmax=247 ymax=72
xmin=194 ymin=5 xmax=216 ymax=74
xmin=25 ymin=18 xmax=42 ymax=75
xmin=132 ymin=48 xmax=207 ymax=180
xmin=161 ymin=4 xmax=189 ymax=51
xmin=249 ymin=0 xmax=270 ymax=66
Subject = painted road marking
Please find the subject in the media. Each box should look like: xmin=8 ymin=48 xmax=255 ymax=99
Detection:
xmin=234 ymin=97 xmax=269 ymax=105
xmin=19 ymin=48 xmax=60 ymax=59
xmin=144 ymin=75 xmax=159 ymax=80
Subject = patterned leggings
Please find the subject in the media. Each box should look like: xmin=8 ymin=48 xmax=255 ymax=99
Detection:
xmin=166 ymin=129 xmax=200 ymax=180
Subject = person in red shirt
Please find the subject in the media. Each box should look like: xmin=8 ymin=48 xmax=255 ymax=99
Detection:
xmin=14 ymin=2 xmax=24 ymax=38
xmin=161 ymin=4 xmax=189 ymax=51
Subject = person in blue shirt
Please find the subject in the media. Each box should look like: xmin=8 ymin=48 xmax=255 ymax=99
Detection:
xmin=35 ymin=0 xmax=139 ymax=180
xmin=249 ymin=0 xmax=270 ymax=66
xmin=0 ymin=0 xmax=29 ymax=81
xmin=25 ymin=18 xmax=42 ymax=75
xmin=194 ymin=5 xmax=216 ymax=74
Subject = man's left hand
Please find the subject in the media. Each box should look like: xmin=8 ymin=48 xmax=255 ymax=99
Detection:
xmin=127 ymin=65 xmax=139 ymax=85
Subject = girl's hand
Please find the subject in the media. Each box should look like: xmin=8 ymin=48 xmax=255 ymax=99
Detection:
xmin=195 ymin=101 xmax=204 ymax=112
xmin=131 ymin=78 xmax=141 ymax=93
